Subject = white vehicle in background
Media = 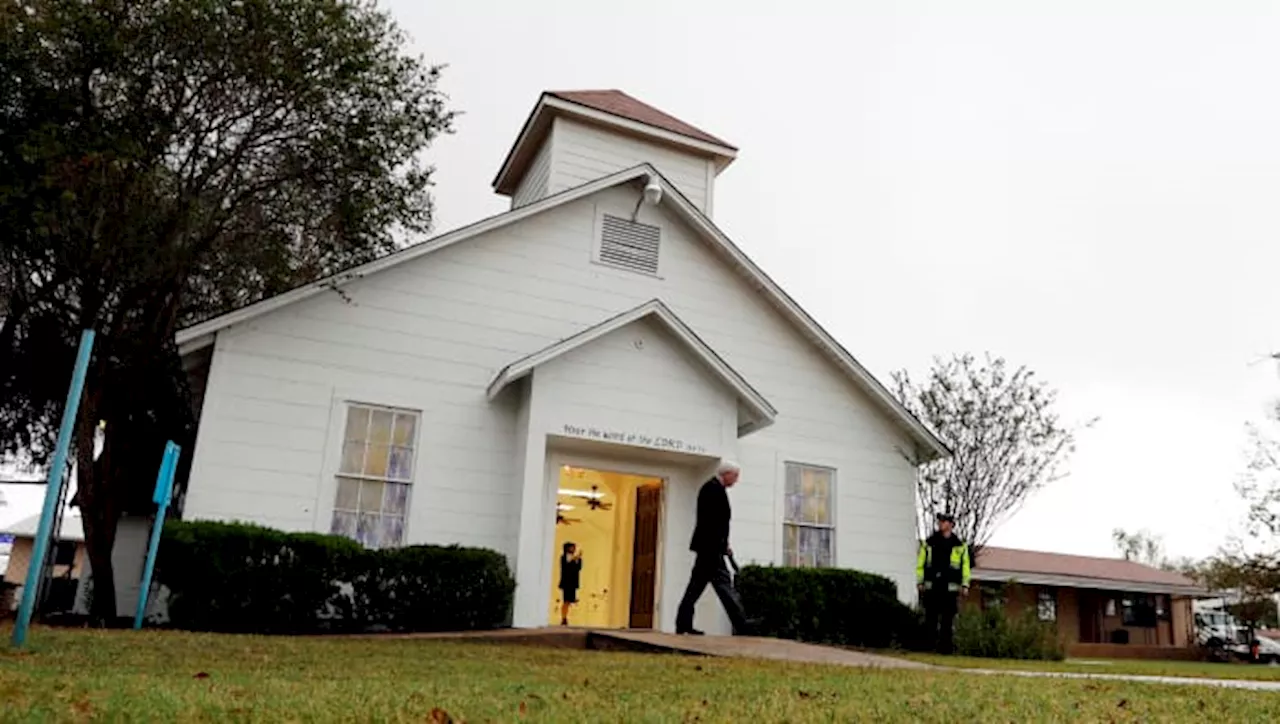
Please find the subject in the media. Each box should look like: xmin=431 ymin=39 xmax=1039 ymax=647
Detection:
xmin=1194 ymin=598 xmax=1280 ymax=663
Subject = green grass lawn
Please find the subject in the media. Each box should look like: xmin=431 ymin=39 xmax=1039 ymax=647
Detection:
xmin=899 ymin=652 xmax=1280 ymax=681
xmin=2 ymin=628 xmax=1280 ymax=722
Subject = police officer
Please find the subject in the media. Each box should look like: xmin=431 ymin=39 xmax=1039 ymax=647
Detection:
xmin=916 ymin=512 xmax=971 ymax=654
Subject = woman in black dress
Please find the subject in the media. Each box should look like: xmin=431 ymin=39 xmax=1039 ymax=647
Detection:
xmin=559 ymin=541 xmax=582 ymax=626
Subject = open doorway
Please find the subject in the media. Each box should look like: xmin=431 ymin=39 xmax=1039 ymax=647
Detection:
xmin=548 ymin=465 xmax=663 ymax=629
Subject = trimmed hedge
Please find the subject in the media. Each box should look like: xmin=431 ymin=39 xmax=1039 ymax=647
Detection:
xmin=158 ymin=520 xmax=514 ymax=634
xmin=736 ymin=565 xmax=919 ymax=649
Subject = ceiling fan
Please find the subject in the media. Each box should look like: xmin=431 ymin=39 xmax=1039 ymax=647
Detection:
xmin=558 ymin=485 xmax=612 ymax=511
xmin=556 ymin=503 xmax=581 ymax=526
xmin=584 ymin=485 xmax=612 ymax=511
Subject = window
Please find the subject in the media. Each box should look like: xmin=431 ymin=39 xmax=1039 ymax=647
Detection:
xmin=1037 ymin=588 xmax=1057 ymax=622
xmin=1121 ymin=594 xmax=1158 ymax=627
xmin=980 ymin=583 xmax=1006 ymax=610
xmin=330 ymin=404 xmax=418 ymax=548
xmin=783 ymin=463 xmax=834 ymax=568
xmin=1156 ymin=594 xmax=1171 ymax=621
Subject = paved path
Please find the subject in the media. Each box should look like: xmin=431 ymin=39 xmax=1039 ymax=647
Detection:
xmin=964 ymin=667 xmax=1280 ymax=692
xmin=595 ymin=630 xmax=930 ymax=669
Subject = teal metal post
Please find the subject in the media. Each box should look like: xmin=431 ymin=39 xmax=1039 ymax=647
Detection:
xmin=12 ymin=329 xmax=95 ymax=648
xmin=133 ymin=441 xmax=179 ymax=630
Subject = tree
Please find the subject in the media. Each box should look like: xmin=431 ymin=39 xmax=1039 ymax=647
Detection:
xmin=1237 ymin=422 xmax=1280 ymax=540
xmin=892 ymin=353 xmax=1092 ymax=550
xmin=1110 ymin=528 xmax=1199 ymax=573
xmin=0 ymin=0 xmax=454 ymax=621
xmin=1197 ymin=550 xmax=1280 ymax=630
xmin=1112 ymin=529 xmax=1165 ymax=566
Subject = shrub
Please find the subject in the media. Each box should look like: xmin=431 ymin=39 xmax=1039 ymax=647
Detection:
xmin=159 ymin=521 xmax=514 ymax=634
xmin=351 ymin=544 xmax=515 ymax=632
xmin=953 ymin=606 xmax=1065 ymax=661
xmin=160 ymin=521 xmax=362 ymax=634
xmin=736 ymin=565 xmax=918 ymax=649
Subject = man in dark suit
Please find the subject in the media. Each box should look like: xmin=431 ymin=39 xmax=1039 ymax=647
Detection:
xmin=675 ymin=461 xmax=750 ymax=635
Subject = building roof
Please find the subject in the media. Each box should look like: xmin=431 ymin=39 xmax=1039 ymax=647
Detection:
xmin=486 ymin=299 xmax=777 ymax=436
xmin=492 ymin=91 xmax=738 ymax=196
xmin=175 ymin=165 xmax=951 ymax=462
xmin=0 ymin=511 xmax=84 ymax=542
xmin=546 ymin=90 xmax=736 ymax=149
xmin=973 ymin=546 xmax=1205 ymax=596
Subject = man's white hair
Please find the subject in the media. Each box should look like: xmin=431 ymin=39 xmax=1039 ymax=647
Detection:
xmin=716 ymin=460 xmax=741 ymax=476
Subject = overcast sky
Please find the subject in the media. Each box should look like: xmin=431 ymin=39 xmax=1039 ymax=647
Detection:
xmin=388 ymin=0 xmax=1280 ymax=560
xmin=6 ymin=2 xmax=1278 ymax=562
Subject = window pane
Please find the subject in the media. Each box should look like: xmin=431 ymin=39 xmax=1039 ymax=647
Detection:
xmin=340 ymin=442 xmax=366 ymax=475
xmin=388 ymin=446 xmax=414 ymax=481
xmin=783 ymin=524 xmax=798 ymax=566
xmin=334 ymin=477 xmax=359 ymax=511
xmin=802 ymin=493 xmax=829 ymax=526
xmin=358 ymin=480 xmax=384 ymax=513
xmin=331 ymin=511 xmax=357 ymax=538
xmin=784 ymin=464 xmax=833 ymax=525
xmin=368 ymin=410 xmax=394 ymax=445
xmin=785 ymin=492 xmax=802 ymax=521
xmin=1038 ymin=590 xmax=1057 ymax=622
xmin=379 ymin=515 xmax=405 ymax=547
xmin=785 ymin=464 xmax=801 ymax=496
xmin=392 ymin=413 xmax=417 ymax=448
xmin=364 ymin=443 xmax=390 ymax=477
xmin=384 ymin=482 xmax=409 ymax=515
xmin=344 ymin=406 xmax=371 ymax=442
xmin=357 ymin=513 xmax=380 ymax=548
xmin=813 ymin=528 xmax=833 ymax=567
xmin=797 ymin=526 xmax=832 ymax=568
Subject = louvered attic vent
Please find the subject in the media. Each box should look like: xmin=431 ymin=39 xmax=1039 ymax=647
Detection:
xmin=598 ymin=214 xmax=661 ymax=275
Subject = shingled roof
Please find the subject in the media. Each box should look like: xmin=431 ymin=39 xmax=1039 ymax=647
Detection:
xmin=973 ymin=546 xmax=1204 ymax=595
xmin=547 ymin=90 xmax=736 ymax=149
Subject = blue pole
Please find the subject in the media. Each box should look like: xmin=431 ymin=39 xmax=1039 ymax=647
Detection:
xmin=134 ymin=441 xmax=179 ymax=630
xmin=12 ymin=329 xmax=95 ymax=648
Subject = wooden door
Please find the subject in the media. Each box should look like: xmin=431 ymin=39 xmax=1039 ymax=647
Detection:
xmin=1079 ymin=591 xmax=1100 ymax=643
xmin=628 ymin=485 xmax=661 ymax=629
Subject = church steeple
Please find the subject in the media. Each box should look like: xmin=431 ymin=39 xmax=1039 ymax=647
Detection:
xmin=492 ymin=90 xmax=737 ymax=216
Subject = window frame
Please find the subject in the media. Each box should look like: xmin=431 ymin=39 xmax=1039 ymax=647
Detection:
xmin=328 ymin=401 xmax=421 ymax=549
xmin=1120 ymin=593 xmax=1159 ymax=628
xmin=979 ymin=582 xmax=1007 ymax=611
xmin=781 ymin=461 xmax=836 ymax=569
xmin=1037 ymin=587 xmax=1058 ymax=622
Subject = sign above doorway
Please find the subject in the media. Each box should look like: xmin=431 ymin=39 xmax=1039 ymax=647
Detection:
xmin=560 ymin=424 xmax=708 ymax=456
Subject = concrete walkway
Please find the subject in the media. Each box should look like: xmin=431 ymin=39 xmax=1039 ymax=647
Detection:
xmin=594 ymin=630 xmax=930 ymax=669
xmin=964 ymin=666 xmax=1280 ymax=692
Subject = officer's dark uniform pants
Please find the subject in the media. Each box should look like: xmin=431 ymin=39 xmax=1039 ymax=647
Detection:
xmin=923 ymin=588 xmax=958 ymax=654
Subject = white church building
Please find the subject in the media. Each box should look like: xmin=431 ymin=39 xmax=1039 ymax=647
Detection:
xmin=174 ymin=90 xmax=949 ymax=633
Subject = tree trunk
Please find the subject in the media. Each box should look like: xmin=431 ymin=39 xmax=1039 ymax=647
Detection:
xmin=75 ymin=394 xmax=121 ymax=625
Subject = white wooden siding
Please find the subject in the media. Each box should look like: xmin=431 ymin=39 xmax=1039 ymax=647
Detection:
xmin=547 ymin=118 xmax=713 ymax=214
xmin=511 ymin=134 xmax=552 ymax=209
xmin=184 ymin=184 xmax=920 ymax=600
xmin=534 ymin=316 xmax=739 ymax=459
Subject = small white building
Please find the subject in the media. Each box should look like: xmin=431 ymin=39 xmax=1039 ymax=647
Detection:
xmin=174 ymin=90 xmax=948 ymax=634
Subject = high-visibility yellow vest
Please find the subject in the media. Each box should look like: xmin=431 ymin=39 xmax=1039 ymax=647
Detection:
xmin=916 ymin=539 xmax=971 ymax=592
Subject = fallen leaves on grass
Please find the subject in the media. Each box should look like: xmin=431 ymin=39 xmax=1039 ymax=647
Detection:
xmin=427 ymin=707 xmax=453 ymax=723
